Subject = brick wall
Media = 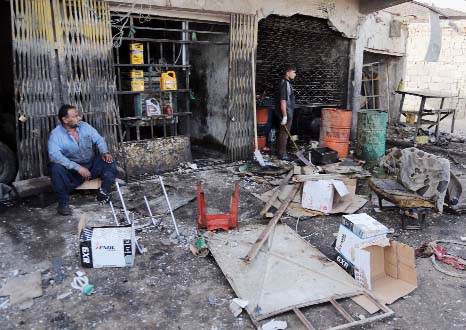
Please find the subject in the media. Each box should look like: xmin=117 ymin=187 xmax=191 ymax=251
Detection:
xmin=404 ymin=20 xmax=466 ymax=118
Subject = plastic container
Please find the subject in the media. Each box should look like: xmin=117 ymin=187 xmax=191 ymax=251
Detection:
xmin=256 ymin=136 xmax=266 ymax=150
xmin=256 ymin=108 xmax=269 ymax=124
xmin=145 ymin=98 xmax=161 ymax=116
xmin=129 ymin=43 xmax=144 ymax=64
xmin=319 ymin=108 xmax=352 ymax=158
xmin=160 ymin=71 xmax=177 ymax=91
xmin=311 ymin=147 xmax=339 ymax=165
xmin=130 ymin=69 xmax=144 ymax=92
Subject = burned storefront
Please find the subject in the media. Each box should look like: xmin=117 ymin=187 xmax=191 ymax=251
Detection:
xmin=255 ymin=14 xmax=351 ymax=142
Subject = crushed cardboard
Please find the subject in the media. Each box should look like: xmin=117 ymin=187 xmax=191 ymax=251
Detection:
xmin=0 ymin=272 xmax=43 ymax=306
xmin=254 ymin=178 xmax=367 ymax=217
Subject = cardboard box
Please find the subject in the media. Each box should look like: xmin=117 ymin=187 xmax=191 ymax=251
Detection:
xmin=301 ymin=179 xmax=349 ymax=213
xmin=335 ymin=225 xmax=388 ymax=265
xmin=354 ymin=240 xmax=417 ymax=304
xmin=79 ymin=224 xmax=135 ymax=268
xmin=333 ymin=251 xmax=355 ymax=276
xmin=342 ymin=213 xmax=389 ymax=239
xmin=335 ymin=225 xmax=417 ymax=305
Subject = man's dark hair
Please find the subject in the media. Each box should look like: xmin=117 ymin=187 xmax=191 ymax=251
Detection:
xmin=283 ymin=65 xmax=297 ymax=75
xmin=58 ymin=104 xmax=76 ymax=123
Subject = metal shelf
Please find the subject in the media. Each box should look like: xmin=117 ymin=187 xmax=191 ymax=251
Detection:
xmin=117 ymin=89 xmax=191 ymax=95
xmin=114 ymin=63 xmax=191 ymax=68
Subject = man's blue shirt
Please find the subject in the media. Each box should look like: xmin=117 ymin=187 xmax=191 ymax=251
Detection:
xmin=48 ymin=122 xmax=108 ymax=171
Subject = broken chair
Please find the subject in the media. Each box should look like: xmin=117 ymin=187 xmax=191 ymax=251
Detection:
xmin=197 ymin=182 xmax=239 ymax=231
xmin=369 ymin=178 xmax=435 ymax=230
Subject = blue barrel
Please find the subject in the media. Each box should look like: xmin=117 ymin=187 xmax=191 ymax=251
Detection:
xmin=356 ymin=110 xmax=388 ymax=161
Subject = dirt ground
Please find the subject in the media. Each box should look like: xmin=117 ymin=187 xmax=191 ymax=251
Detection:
xmin=1 ymin=148 xmax=466 ymax=330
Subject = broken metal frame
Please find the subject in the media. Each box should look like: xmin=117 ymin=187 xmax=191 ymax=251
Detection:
xmin=396 ymin=90 xmax=458 ymax=142
xmin=361 ymin=62 xmax=383 ymax=110
xmin=253 ymin=292 xmax=393 ymax=330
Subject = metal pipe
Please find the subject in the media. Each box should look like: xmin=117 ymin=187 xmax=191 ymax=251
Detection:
xmin=116 ymin=181 xmax=131 ymax=224
xmin=159 ymin=176 xmax=180 ymax=237
xmin=109 ymin=201 xmax=119 ymax=226
xmin=144 ymin=196 xmax=158 ymax=226
xmin=181 ymin=21 xmax=188 ymax=69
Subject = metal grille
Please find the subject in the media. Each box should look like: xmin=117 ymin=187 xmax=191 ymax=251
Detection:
xmin=256 ymin=15 xmax=350 ymax=106
xmin=227 ymin=14 xmax=257 ymax=161
xmin=11 ymin=0 xmax=119 ymax=179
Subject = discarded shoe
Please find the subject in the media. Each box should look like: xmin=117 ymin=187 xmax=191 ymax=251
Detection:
xmin=57 ymin=204 xmax=72 ymax=216
xmin=96 ymin=188 xmax=111 ymax=205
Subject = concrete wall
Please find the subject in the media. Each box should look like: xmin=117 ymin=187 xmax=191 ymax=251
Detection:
xmin=403 ymin=20 xmax=466 ymax=118
xmin=350 ymin=10 xmax=408 ymax=134
xmin=110 ymin=0 xmax=363 ymax=38
xmin=362 ymin=11 xmax=407 ymax=55
xmin=189 ymin=35 xmax=230 ymax=145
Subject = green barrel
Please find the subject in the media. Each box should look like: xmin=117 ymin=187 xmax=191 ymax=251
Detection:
xmin=356 ymin=110 xmax=388 ymax=161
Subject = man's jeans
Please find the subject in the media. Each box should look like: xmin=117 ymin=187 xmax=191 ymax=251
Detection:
xmin=49 ymin=158 xmax=117 ymax=205
xmin=277 ymin=113 xmax=293 ymax=158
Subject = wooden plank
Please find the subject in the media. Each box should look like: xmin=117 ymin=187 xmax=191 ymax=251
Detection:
xmin=294 ymin=174 xmax=345 ymax=182
xmin=330 ymin=298 xmax=355 ymax=323
xmin=243 ymin=183 xmax=302 ymax=262
xmin=293 ymin=308 xmax=316 ymax=330
xmin=260 ymin=170 xmax=293 ymax=216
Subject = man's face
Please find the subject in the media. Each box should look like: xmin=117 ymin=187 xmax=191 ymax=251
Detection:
xmin=286 ymin=70 xmax=296 ymax=80
xmin=63 ymin=108 xmax=81 ymax=128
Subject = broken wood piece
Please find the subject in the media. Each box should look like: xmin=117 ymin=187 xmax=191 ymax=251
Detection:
xmin=293 ymin=308 xmax=316 ymax=330
xmin=260 ymin=170 xmax=294 ymax=217
xmin=244 ymin=183 xmax=302 ymax=262
xmin=293 ymin=174 xmax=344 ymax=182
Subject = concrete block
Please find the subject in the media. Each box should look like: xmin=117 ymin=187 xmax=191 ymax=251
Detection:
xmin=119 ymin=136 xmax=192 ymax=177
xmin=12 ymin=176 xmax=52 ymax=198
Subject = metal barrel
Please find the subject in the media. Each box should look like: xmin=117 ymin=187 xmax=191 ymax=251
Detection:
xmin=356 ymin=110 xmax=388 ymax=161
xmin=319 ymin=108 xmax=352 ymax=158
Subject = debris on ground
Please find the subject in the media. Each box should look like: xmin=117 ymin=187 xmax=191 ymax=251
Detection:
xmin=416 ymin=240 xmax=466 ymax=277
xmin=0 ymin=272 xmax=43 ymax=308
xmin=229 ymin=298 xmax=248 ymax=317
xmin=399 ymin=148 xmax=450 ymax=212
xmin=71 ymin=271 xmax=95 ymax=296
xmin=261 ymin=319 xmax=288 ymax=330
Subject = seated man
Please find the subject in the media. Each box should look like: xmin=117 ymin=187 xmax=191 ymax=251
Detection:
xmin=48 ymin=104 xmax=117 ymax=215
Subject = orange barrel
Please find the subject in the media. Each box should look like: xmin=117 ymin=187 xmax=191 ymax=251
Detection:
xmin=319 ymin=108 xmax=352 ymax=158
xmin=256 ymin=108 xmax=269 ymax=125
xmin=256 ymin=136 xmax=266 ymax=150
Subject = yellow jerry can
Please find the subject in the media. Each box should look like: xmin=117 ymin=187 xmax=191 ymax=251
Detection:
xmin=160 ymin=71 xmax=177 ymax=91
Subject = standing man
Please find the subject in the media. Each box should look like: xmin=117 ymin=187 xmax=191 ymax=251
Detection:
xmin=48 ymin=104 xmax=117 ymax=215
xmin=276 ymin=65 xmax=297 ymax=160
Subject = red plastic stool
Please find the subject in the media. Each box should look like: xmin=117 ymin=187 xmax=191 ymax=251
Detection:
xmin=197 ymin=182 xmax=239 ymax=231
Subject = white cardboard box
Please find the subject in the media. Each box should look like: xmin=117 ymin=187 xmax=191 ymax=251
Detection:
xmin=335 ymin=225 xmax=417 ymax=305
xmin=335 ymin=224 xmax=388 ymax=266
xmin=342 ymin=213 xmax=389 ymax=239
xmin=79 ymin=224 xmax=135 ymax=268
xmin=301 ymin=179 xmax=349 ymax=213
